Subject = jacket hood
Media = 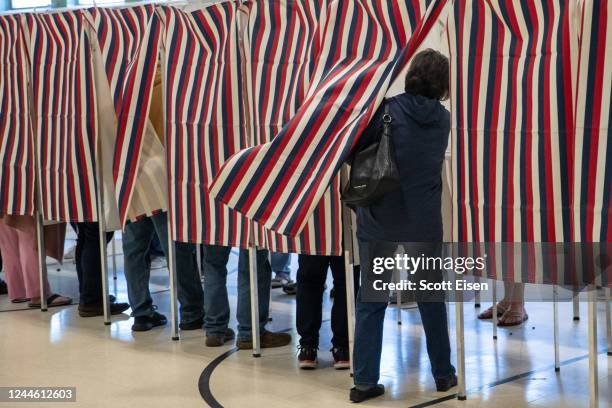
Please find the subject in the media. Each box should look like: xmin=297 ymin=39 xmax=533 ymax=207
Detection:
xmin=390 ymin=92 xmax=447 ymax=126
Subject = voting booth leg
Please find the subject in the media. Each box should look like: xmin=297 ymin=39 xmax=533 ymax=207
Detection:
xmin=395 ymin=268 xmax=402 ymax=325
xmin=97 ymin=223 xmax=111 ymax=325
xmin=474 ymin=276 xmax=481 ymax=308
xmin=111 ymin=238 xmax=117 ymax=280
xmin=35 ymin=211 xmax=48 ymax=312
xmin=573 ymin=295 xmax=580 ymax=321
xmin=553 ymin=286 xmax=560 ymax=371
xmin=455 ymin=292 xmax=467 ymax=401
xmin=605 ymin=288 xmax=611 ymax=356
xmin=248 ymin=247 xmax=261 ymax=357
xmin=492 ymin=281 xmax=498 ymax=340
xmin=344 ymin=252 xmax=356 ymax=376
xmin=587 ymin=285 xmax=598 ymax=408
xmin=166 ymin=218 xmax=179 ymax=341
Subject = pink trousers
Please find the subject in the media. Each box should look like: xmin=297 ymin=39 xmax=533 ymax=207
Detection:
xmin=0 ymin=219 xmax=50 ymax=300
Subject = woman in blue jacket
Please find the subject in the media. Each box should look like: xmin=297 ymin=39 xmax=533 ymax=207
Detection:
xmin=350 ymin=49 xmax=456 ymax=403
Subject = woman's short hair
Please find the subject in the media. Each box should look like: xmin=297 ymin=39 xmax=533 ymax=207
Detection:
xmin=404 ymin=49 xmax=449 ymax=101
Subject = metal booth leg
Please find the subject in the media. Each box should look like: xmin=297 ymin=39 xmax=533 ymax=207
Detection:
xmin=249 ymin=247 xmax=261 ymax=357
xmin=166 ymin=217 xmax=179 ymax=341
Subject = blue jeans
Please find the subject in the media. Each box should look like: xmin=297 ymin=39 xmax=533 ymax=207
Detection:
xmin=353 ymin=295 xmax=455 ymax=386
xmin=353 ymin=236 xmax=455 ymax=386
xmin=202 ymin=245 xmax=271 ymax=341
xmin=122 ymin=212 xmax=204 ymax=324
xmin=271 ymin=252 xmax=291 ymax=277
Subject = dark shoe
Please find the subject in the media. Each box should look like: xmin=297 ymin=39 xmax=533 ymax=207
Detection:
xmin=298 ymin=345 xmax=318 ymax=369
xmin=205 ymin=328 xmax=236 ymax=347
xmin=435 ymin=374 xmax=458 ymax=392
xmin=0 ymin=279 xmax=7 ymax=295
xmin=78 ymin=301 xmax=130 ymax=317
xmin=349 ymin=384 xmax=385 ymax=403
xmin=180 ymin=317 xmax=204 ymax=331
xmin=236 ymin=329 xmax=292 ymax=349
xmin=331 ymin=347 xmax=350 ymax=370
xmin=132 ymin=311 xmax=168 ymax=332
xmin=282 ymin=281 xmax=297 ymax=295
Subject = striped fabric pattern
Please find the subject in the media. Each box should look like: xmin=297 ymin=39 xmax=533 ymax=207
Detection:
xmin=98 ymin=6 xmax=164 ymax=226
xmin=0 ymin=15 xmax=34 ymax=217
xmin=240 ymin=0 xmax=342 ymax=254
xmin=209 ymin=0 xmax=447 ymax=237
xmin=573 ymin=0 xmax=611 ymax=243
xmin=161 ymin=3 xmax=252 ymax=246
xmin=90 ymin=5 xmax=166 ymax=224
xmin=26 ymin=11 xmax=99 ymax=222
xmin=449 ymin=0 xmax=577 ymax=244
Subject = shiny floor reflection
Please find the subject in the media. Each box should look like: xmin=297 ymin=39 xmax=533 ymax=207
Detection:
xmin=0 ymin=234 xmax=610 ymax=407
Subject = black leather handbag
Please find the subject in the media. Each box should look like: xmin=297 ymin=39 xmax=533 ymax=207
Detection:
xmin=341 ymin=102 xmax=400 ymax=208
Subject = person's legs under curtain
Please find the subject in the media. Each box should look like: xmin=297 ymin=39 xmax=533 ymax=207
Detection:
xmin=73 ymin=222 xmax=128 ymax=317
xmin=235 ymin=249 xmax=290 ymax=349
xmin=150 ymin=212 xmax=204 ymax=329
xmin=202 ymin=244 xmax=232 ymax=345
xmin=122 ymin=217 xmax=156 ymax=318
xmin=296 ymin=255 xmax=328 ymax=348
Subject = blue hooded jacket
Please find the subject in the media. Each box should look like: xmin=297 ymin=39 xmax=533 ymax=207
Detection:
xmin=355 ymin=92 xmax=450 ymax=243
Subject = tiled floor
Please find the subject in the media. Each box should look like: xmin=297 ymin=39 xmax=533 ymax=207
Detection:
xmin=0 ymin=233 xmax=610 ymax=408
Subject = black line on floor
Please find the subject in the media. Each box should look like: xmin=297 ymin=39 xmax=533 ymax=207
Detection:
xmin=408 ymin=348 xmax=609 ymax=407
xmin=198 ymin=347 xmax=239 ymax=408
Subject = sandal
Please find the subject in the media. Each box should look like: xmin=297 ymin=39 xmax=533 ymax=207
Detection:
xmin=11 ymin=298 xmax=31 ymax=304
xmin=497 ymin=309 xmax=528 ymax=327
xmin=477 ymin=304 xmax=507 ymax=320
xmin=28 ymin=294 xmax=73 ymax=309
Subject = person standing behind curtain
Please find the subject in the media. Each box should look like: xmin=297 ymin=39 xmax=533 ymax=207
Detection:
xmin=0 ymin=215 xmax=71 ymax=307
xmin=271 ymin=252 xmax=294 ymax=288
xmin=350 ymin=49 xmax=456 ymax=403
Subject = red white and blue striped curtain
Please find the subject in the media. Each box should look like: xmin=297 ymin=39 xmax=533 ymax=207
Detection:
xmin=448 ymin=0 xmax=610 ymax=287
xmin=89 ymin=5 xmax=165 ymax=225
xmin=449 ymin=0 xmax=577 ymax=244
xmin=209 ymin=0 xmax=448 ymax=237
xmin=240 ymin=0 xmax=342 ymax=255
xmin=573 ymin=0 xmax=611 ymax=243
xmin=0 ymin=14 xmax=34 ymax=217
xmin=160 ymin=3 xmax=252 ymax=246
xmin=26 ymin=10 xmax=99 ymax=222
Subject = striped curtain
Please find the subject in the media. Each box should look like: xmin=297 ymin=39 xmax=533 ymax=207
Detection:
xmin=240 ymin=0 xmax=342 ymax=255
xmin=90 ymin=5 xmax=166 ymax=226
xmin=26 ymin=11 xmax=99 ymax=222
xmin=209 ymin=0 xmax=448 ymax=237
xmin=449 ymin=0 xmax=577 ymax=243
xmin=0 ymin=15 xmax=34 ymax=217
xmin=573 ymin=0 xmax=611 ymax=243
xmin=161 ymin=3 xmax=252 ymax=246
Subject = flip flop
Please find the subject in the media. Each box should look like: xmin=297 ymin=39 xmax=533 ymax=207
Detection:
xmin=477 ymin=304 xmax=507 ymax=320
xmin=11 ymin=298 xmax=31 ymax=304
xmin=497 ymin=310 xmax=528 ymax=327
xmin=28 ymin=294 xmax=73 ymax=309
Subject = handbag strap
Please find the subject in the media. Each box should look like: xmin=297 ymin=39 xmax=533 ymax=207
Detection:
xmin=381 ymin=102 xmax=392 ymax=138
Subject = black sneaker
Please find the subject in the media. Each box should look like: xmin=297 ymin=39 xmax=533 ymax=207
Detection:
xmin=298 ymin=345 xmax=318 ymax=369
xmin=180 ymin=317 xmax=204 ymax=331
xmin=78 ymin=301 xmax=130 ymax=317
xmin=132 ymin=311 xmax=168 ymax=332
xmin=435 ymin=373 xmax=458 ymax=392
xmin=349 ymin=384 xmax=385 ymax=403
xmin=331 ymin=347 xmax=350 ymax=370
